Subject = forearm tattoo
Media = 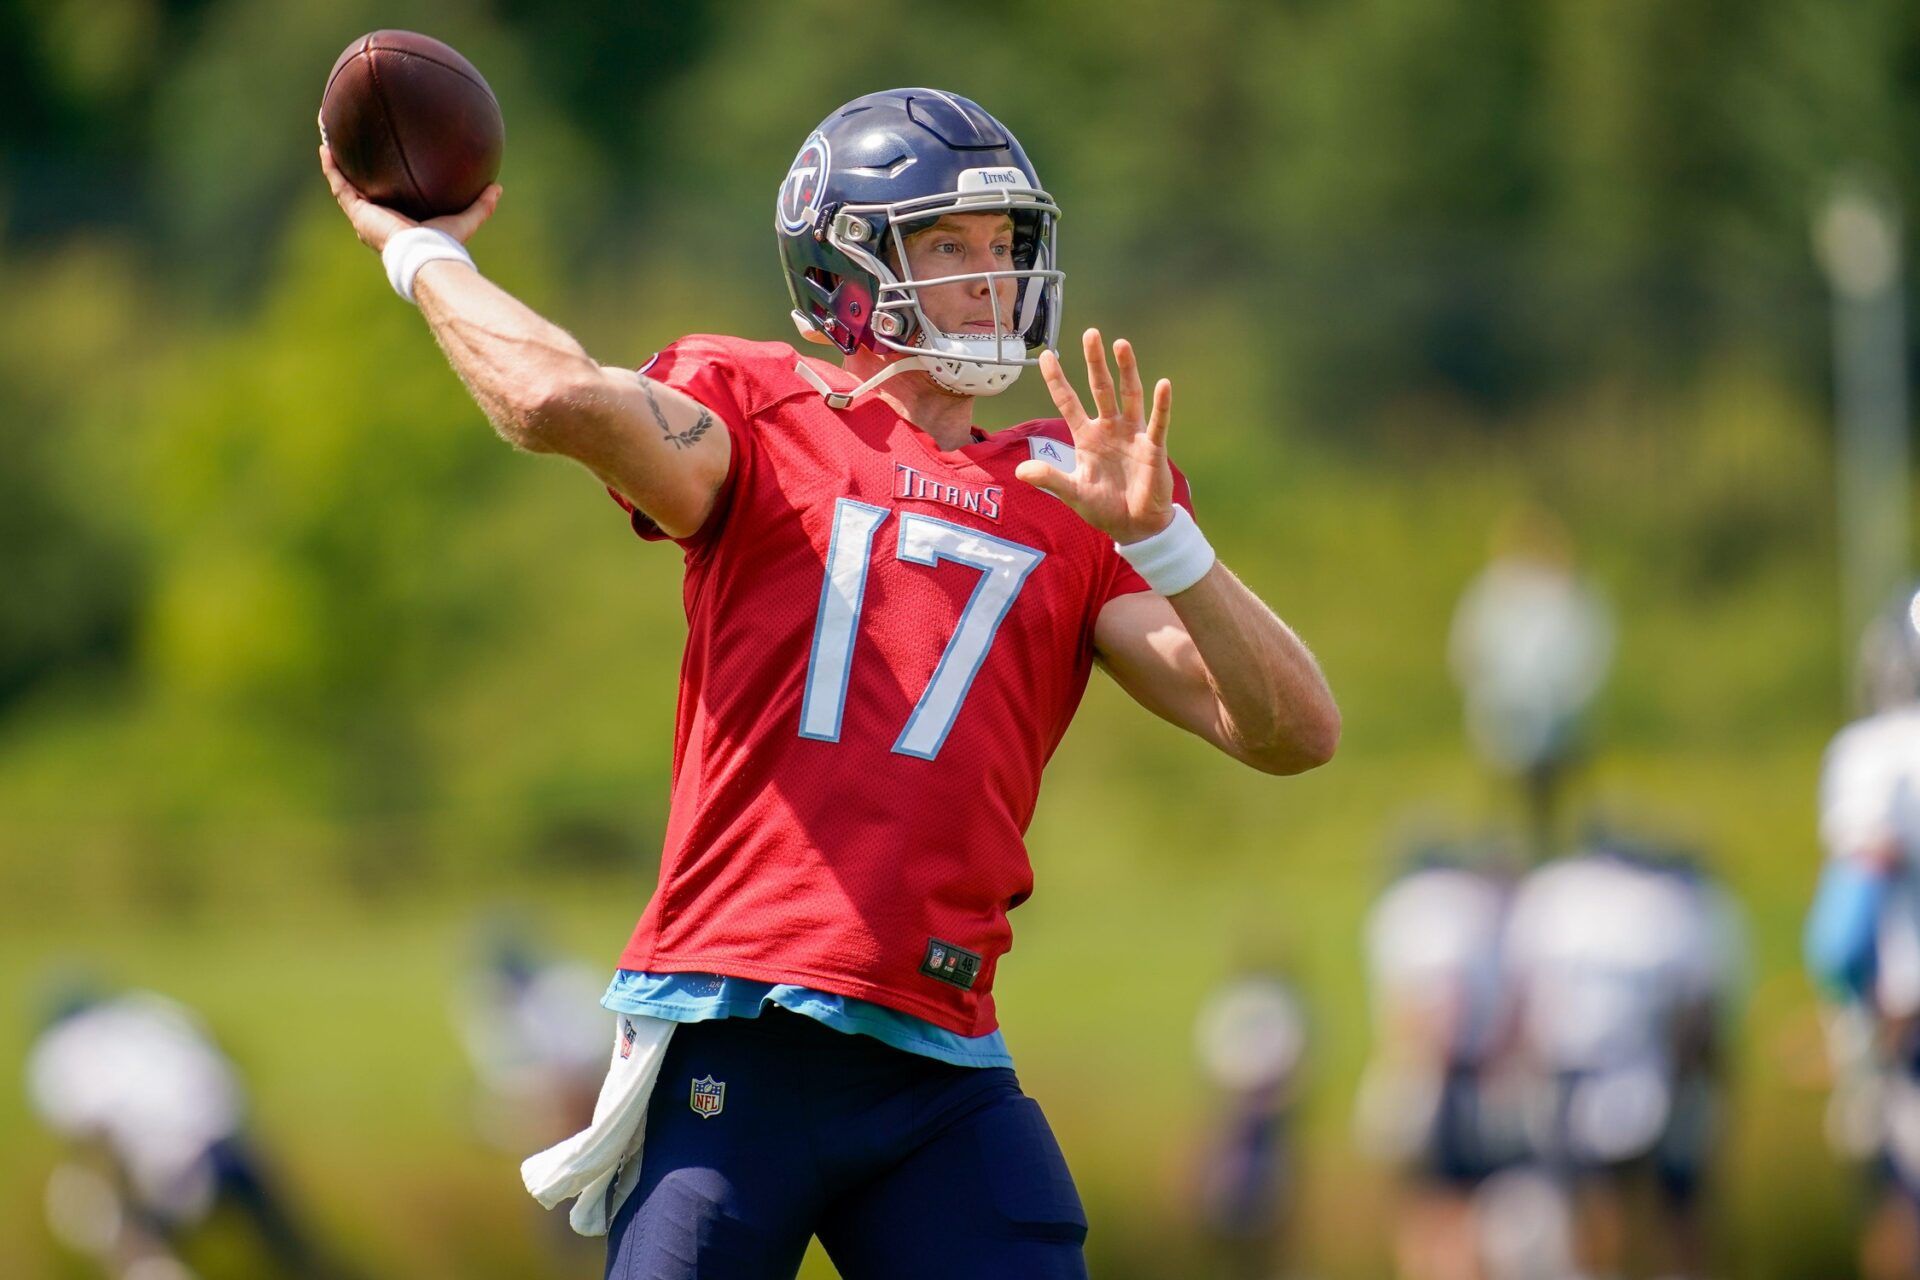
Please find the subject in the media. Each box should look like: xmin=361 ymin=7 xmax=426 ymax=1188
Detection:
xmin=643 ymin=380 xmax=716 ymax=451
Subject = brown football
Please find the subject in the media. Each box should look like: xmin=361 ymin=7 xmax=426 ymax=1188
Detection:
xmin=319 ymin=30 xmax=504 ymax=221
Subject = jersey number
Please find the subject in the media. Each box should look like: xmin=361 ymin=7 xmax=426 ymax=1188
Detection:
xmin=799 ymin=498 xmax=1045 ymax=759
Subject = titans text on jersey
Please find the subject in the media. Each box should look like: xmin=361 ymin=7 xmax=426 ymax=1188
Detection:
xmin=608 ymin=334 xmax=1193 ymax=1037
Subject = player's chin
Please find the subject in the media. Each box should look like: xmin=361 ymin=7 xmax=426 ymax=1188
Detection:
xmin=895 ymin=362 xmax=971 ymax=401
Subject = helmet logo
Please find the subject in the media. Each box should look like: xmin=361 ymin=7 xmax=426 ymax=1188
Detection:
xmin=957 ymin=167 xmax=1029 ymax=192
xmin=778 ymin=132 xmax=832 ymax=236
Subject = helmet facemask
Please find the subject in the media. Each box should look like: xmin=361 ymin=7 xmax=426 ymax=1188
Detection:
xmin=824 ymin=173 xmax=1062 ymax=400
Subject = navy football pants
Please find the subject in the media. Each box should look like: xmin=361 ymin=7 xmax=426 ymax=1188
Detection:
xmin=604 ymin=1008 xmax=1089 ymax=1279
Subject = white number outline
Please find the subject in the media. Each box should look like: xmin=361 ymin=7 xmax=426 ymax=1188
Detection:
xmin=798 ymin=499 xmax=1046 ymax=759
xmin=797 ymin=498 xmax=891 ymax=743
xmin=890 ymin=513 xmax=1046 ymax=758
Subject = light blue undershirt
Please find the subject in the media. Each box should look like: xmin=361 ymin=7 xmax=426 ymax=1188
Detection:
xmin=1806 ymin=859 xmax=1890 ymax=1000
xmin=601 ymin=970 xmax=1013 ymax=1069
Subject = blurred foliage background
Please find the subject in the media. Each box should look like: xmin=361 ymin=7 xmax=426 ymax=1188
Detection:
xmin=4 ymin=0 xmax=1918 ymax=1274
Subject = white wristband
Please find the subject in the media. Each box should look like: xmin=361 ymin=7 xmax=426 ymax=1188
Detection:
xmin=1115 ymin=505 xmax=1215 ymax=596
xmin=382 ymin=227 xmax=475 ymax=304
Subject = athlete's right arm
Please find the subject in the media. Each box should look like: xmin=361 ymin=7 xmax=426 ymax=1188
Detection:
xmin=319 ymin=146 xmax=728 ymax=539
xmin=412 ymin=264 xmax=729 ymax=539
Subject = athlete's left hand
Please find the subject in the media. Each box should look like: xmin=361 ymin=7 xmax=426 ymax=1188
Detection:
xmin=1016 ymin=328 xmax=1174 ymax=545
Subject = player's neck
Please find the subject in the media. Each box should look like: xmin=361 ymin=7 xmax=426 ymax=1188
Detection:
xmin=842 ymin=353 xmax=978 ymax=450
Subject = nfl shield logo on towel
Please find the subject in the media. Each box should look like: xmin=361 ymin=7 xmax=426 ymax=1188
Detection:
xmin=689 ymin=1075 xmax=726 ymax=1119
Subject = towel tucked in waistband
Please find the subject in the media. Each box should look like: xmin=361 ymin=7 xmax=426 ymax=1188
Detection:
xmin=520 ymin=1012 xmax=676 ymax=1236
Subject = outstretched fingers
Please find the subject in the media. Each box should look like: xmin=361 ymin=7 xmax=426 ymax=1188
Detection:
xmin=1147 ymin=377 xmax=1173 ymax=448
xmin=1038 ymin=349 xmax=1089 ymax=432
xmin=1082 ymin=328 xmax=1120 ymax=421
xmin=1114 ymin=338 xmax=1145 ymax=426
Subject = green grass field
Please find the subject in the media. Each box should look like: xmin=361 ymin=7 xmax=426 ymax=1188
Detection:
xmin=0 ymin=726 xmax=1860 ymax=1277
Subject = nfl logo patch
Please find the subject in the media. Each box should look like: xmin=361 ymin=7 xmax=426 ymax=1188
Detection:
xmin=618 ymin=1017 xmax=636 ymax=1060
xmin=689 ymin=1074 xmax=726 ymax=1120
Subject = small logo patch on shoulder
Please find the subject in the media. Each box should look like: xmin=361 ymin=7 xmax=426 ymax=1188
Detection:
xmin=690 ymin=1074 xmax=726 ymax=1119
xmin=1026 ymin=436 xmax=1077 ymax=474
xmin=920 ymin=938 xmax=984 ymax=990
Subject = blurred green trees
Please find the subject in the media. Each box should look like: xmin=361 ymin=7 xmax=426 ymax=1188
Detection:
xmin=1 ymin=0 xmax=1892 ymax=773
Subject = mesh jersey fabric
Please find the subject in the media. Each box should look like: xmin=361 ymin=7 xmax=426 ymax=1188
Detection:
xmin=606 ymin=334 xmax=1194 ymax=1036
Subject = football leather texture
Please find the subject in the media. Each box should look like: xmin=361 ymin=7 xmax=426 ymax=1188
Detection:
xmin=320 ymin=30 xmax=504 ymax=221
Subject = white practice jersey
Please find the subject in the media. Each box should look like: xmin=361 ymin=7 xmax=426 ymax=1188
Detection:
xmin=26 ymin=993 xmax=244 ymax=1209
xmin=1822 ymin=706 xmax=1920 ymax=1016
xmin=1505 ymin=855 xmax=1724 ymax=1073
xmin=1366 ymin=865 xmax=1512 ymax=1065
xmin=1822 ymin=707 xmax=1920 ymax=867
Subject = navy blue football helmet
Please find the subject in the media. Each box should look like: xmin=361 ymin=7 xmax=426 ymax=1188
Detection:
xmin=776 ymin=88 xmax=1063 ymax=405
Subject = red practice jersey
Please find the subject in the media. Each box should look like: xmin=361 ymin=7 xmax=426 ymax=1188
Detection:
xmin=610 ymin=334 xmax=1193 ymax=1035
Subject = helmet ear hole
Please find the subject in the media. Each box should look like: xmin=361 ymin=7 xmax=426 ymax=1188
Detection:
xmin=797 ymin=273 xmax=876 ymax=354
xmin=828 ymin=278 xmax=873 ymax=341
xmin=794 ymin=269 xmax=854 ymax=353
xmin=802 ymin=268 xmax=835 ymax=301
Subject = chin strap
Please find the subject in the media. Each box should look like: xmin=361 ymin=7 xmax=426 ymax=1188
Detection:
xmin=794 ymin=355 xmax=937 ymax=410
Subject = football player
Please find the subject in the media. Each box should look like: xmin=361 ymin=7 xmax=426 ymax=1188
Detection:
xmin=1806 ymin=586 xmax=1920 ymax=1280
xmin=27 ymin=985 xmax=329 ymax=1280
xmin=452 ymin=924 xmax=610 ymax=1153
xmin=450 ymin=923 xmax=611 ymax=1266
xmin=1448 ymin=508 xmax=1613 ymax=858
xmin=1504 ymin=839 xmax=1739 ymax=1280
xmin=1192 ymin=966 xmax=1309 ymax=1280
xmin=321 ymin=87 xmax=1339 ymax=1279
xmin=1355 ymin=843 xmax=1520 ymax=1280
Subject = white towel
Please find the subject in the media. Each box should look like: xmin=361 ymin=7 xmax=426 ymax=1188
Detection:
xmin=521 ymin=1012 xmax=677 ymax=1236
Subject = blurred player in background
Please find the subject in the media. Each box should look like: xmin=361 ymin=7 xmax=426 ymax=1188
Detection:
xmin=1505 ymin=838 xmax=1743 ymax=1280
xmin=1356 ymin=841 xmax=1520 ymax=1280
xmin=1192 ymin=966 xmax=1309 ymax=1280
xmin=26 ymin=983 xmax=329 ymax=1280
xmin=321 ymin=86 xmax=1339 ymax=1278
xmin=1450 ymin=508 xmax=1613 ymax=858
xmin=451 ymin=920 xmax=610 ymax=1268
xmin=452 ymin=919 xmax=609 ymax=1153
xmin=1806 ymin=585 xmax=1920 ymax=1280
